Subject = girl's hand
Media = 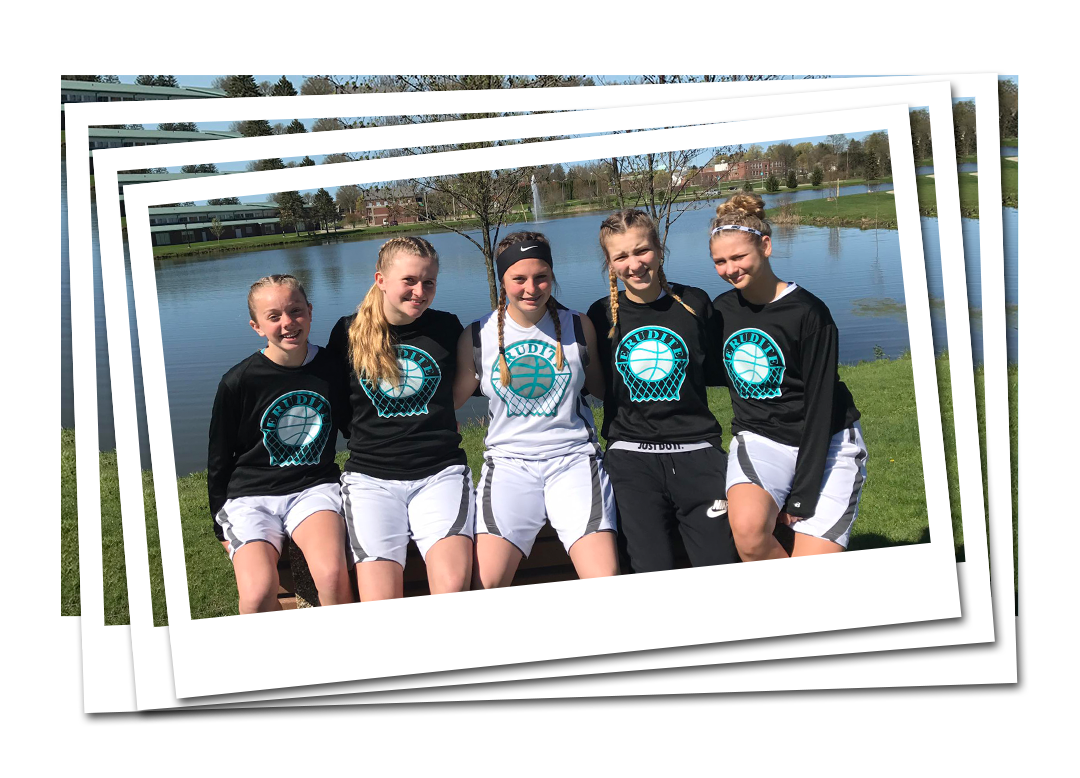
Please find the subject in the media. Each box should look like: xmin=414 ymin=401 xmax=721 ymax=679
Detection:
xmin=777 ymin=510 xmax=803 ymax=526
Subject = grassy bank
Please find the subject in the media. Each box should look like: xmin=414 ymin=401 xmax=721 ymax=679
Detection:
xmin=778 ymin=191 xmax=899 ymax=228
xmin=60 ymin=352 xmax=1021 ymax=624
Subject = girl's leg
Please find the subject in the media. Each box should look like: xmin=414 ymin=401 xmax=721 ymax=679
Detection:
xmin=232 ymin=541 xmax=282 ymax=613
xmin=790 ymin=532 xmax=845 ymax=556
xmin=727 ymin=483 xmax=789 ymax=561
xmin=567 ymin=531 xmax=619 ymax=578
xmin=290 ymin=510 xmax=353 ymax=606
xmin=604 ymin=449 xmax=679 ymax=573
xmin=425 ymin=535 xmax=474 ymax=594
xmin=357 ymin=561 xmax=404 ymax=601
xmin=473 ymin=534 xmax=523 ymax=589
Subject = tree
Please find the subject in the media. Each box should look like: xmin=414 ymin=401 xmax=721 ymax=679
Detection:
xmin=998 ymin=79 xmax=1019 ymax=140
xmin=864 ymin=149 xmax=880 ymax=184
xmin=223 ymin=75 xmax=260 ymax=98
xmin=811 ymin=167 xmax=824 ymax=187
xmin=208 ymin=197 xmax=241 ymax=205
xmin=285 ymin=119 xmax=307 ymax=134
xmin=764 ymin=175 xmax=780 ymax=193
xmin=300 ymin=156 xmax=316 ymax=167
xmin=271 ymin=76 xmax=298 ymax=97
xmin=742 ymin=180 xmax=755 ymax=192
xmin=154 ymin=76 xmax=179 ymax=88
xmin=276 ymin=191 xmax=307 ymax=236
xmin=300 ymin=76 xmax=336 ymax=96
xmin=158 ymin=121 xmax=198 ymax=132
xmin=786 ymin=169 xmax=798 ymax=189
xmin=335 ymin=184 xmax=361 ymax=215
xmin=311 ymin=117 xmax=346 ymax=133
xmin=909 ymin=108 xmax=933 ymax=162
xmin=238 ymin=119 xmax=274 ymax=138
xmin=180 ymin=163 xmax=218 ymax=174
xmin=135 ymin=75 xmax=156 ymax=86
xmin=313 ymin=188 xmax=337 ymax=232
xmin=209 ymin=217 xmax=224 ymax=242
xmin=863 ymin=132 xmax=892 ymax=175
xmin=952 ymin=100 xmax=977 ymax=159
xmin=248 ymin=158 xmax=286 ymax=172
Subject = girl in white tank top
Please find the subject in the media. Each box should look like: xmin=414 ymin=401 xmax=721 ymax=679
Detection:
xmin=453 ymin=232 xmax=619 ymax=588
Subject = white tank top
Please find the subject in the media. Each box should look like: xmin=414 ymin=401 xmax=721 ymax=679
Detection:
xmin=472 ymin=306 xmax=600 ymax=459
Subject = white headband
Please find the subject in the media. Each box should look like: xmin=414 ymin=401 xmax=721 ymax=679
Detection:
xmin=711 ymin=224 xmax=764 ymax=237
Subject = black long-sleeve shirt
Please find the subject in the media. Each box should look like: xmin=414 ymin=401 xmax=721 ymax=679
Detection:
xmin=326 ymin=309 xmax=466 ymax=480
xmin=586 ymin=284 xmax=726 ymax=449
xmin=713 ymin=285 xmax=860 ymax=518
xmin=207 ymin=347 xmax=346 ymax=532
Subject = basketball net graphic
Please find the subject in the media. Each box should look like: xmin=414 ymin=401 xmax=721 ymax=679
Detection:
xmin=615 ymin=327 xmax=688 ymax=402
xmin=260 ymin=391 xmax=332 ymax=466
xmin=492 ymin=351 xmax=572 ymax=417
xmin=361 ymin=352 xmax=440 ymax=418
xmin=724 ymin=328 xmax=786 ymax=400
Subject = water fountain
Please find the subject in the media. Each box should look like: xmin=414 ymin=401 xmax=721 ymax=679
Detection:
xmin=530 ymin=174 xmax=544 ymax=223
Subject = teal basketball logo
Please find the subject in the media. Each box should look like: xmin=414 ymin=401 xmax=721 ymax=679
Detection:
xmin=615 ymin=326 xmax=688 ymax=402
xmin=362 ymin=344 xmax=441 ymax=417
xmin=723 ymin=328 xmax=786 ymax=399
xmin=492 ymin=339 xmax=571 ymax=416
xmin=260 ymin=390 xmax=332 ymax=466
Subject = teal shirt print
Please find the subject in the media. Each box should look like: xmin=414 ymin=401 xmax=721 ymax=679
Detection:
xmin=362 ymin=344 xmax=441 ymax=417
xmin=260 ymin=390 xmax=333 ymax=466
xmin=615 ymin=326 xmax=688 ymax=402
xmin=723 ymin=328 xmax=786 ymax=399
xmin=491 ymin=338 xmax=572 ymax=416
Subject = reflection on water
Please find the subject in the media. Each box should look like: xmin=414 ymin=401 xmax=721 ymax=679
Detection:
xmin=62 ymin=185 xmax=1018 ymax=474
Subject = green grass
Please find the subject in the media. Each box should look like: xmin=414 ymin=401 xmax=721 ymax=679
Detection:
xmin=1001 ymin=137 xmax=1018 ymax=147
xmin=64 ymin=351 xmax=1009 ymax=624
xmin=783 ymin=191 xmax=898 ymax=228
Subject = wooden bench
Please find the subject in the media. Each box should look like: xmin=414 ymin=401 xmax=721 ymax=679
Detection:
xmin=278 ymin=521 xmax=693 ymax=606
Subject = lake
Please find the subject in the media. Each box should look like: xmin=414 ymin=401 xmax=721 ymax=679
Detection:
xmin=61 ymin=164 xmax=1019 ymax=475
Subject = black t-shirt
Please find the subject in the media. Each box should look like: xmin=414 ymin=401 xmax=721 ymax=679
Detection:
xmin=586 ymin=284 xmax=725 ymax=448
xmin=713 ymin=284 xmax=860 ymax=518
xmin=326 ymin=308 xmax=466 ymax=480
xmin=207 ymin=347 xmax=345 ymax=524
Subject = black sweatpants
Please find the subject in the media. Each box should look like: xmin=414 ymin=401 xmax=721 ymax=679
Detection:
xmin=604 ymin=446 xmax=738 ymax=573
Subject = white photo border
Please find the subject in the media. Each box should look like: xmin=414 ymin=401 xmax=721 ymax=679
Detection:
xmin=123 ymin=104 xmax=959 ymax=700
xmin=72 ymin=75 xmax=1013 ymax=711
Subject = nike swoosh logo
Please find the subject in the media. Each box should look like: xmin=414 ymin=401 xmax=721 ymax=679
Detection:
xmin=706 ymin=499 xmax=727 ymax=518
xmin=520 ymin=245 xmax=538 ymax=251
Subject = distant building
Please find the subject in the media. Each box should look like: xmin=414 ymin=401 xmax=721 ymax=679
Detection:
xmin=729 ymin=159 xmax=788 ymax=181
xmin=86 ymin=128 xmax=242 ymax=174
xmin=149 ymin=202 xmax=314 ymax=247
xmin=61 ymin=79 xmax=226 ymax=129
xmin=363 ymin=194 xmax=426 ymax=226
xmin=117 ymin=171 xmax=239 ymax=217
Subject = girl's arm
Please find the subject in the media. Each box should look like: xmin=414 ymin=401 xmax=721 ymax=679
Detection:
xmin=784 ymin=323 xmax=841 ymax=519
xmin=452 ymin=324 xmax=481 ymax=409
xmin=207 ymin=377 xmax=241 ymax=532
xmin=579 ymin=314 xmax=605 ymax=401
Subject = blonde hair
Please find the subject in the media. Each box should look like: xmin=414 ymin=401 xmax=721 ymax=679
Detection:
xmin=347 ymin=236 xmax=438 ymax=389
xmin=709 ymin=193 xmax=772 ymax=240
xmin=597 ymin=209 xmax=694 ymax=339
xmin=247 ymin=274 xmax=309 ymax=321
xmin=493 ymin=231 xmax=563 ymax=387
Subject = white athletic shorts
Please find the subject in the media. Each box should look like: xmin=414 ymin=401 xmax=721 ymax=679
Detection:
xmin=726 ymin=422 xmax=867 ymax=548
xmin=340 ymin=464 xmax=475 ymax=568
xmin=215 ymin=481 xmax=343 ymax=560
xmin=476 ymin=453 xmax=617 ymax=557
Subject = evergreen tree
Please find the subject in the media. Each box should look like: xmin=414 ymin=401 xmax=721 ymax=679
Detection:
xmin=764 ymin=175 xmax=780 ymax=193
xmin=811 ymin=167 xmax=824 ymax=187
xmin=300 ymin=156 xmax=316 ymax=167
xmin=786 ymin=169 xmax=798 ymax=189
xmin=285 ymin=119 xmax=307 ymax=134
xmin=271 ymin=76 xmax=298 ymax=97
xmin=224 ymin=75 xmax=260 ymax=98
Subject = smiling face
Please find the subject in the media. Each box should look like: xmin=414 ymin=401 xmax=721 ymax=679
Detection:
xmin=602 ymin=226 xmax=662 ymax=301
xmin=710 ymin=231 xmax=773 ymax=292
xmin=249 ymin=284 xmax=312 ymax=366
xmin=502 ymin=258 xmax=553 ymax=325
xmin=376 ymin=251 xmax=438 ymax=325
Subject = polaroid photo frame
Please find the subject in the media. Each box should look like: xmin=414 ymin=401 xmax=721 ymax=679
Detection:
xmin=73 ymin=74 xmax=1010 ymax=713
xmin=73 ymin=76 xmax=1002 ymax=713
xmin=121 ymin=103 xmax=959 ymax=700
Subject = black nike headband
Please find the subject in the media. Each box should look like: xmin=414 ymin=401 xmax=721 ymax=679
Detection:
xmin=496 ymin=241 xmax=553 ymax=281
